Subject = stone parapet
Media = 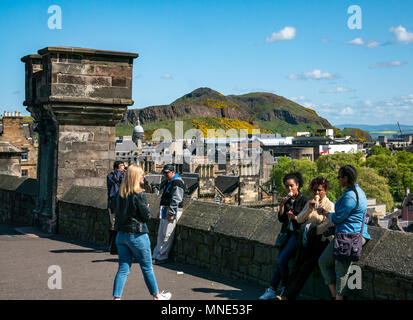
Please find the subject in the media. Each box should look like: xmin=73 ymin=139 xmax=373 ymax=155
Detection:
xmin=2 ymin=178 xmax=411 ymax=300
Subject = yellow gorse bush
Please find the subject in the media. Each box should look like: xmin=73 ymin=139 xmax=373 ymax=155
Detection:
xmin=192 ymin=117 xmax=262 ymax=137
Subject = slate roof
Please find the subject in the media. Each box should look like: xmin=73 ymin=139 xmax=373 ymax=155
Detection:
xmin=115 ymin=140 xmax=137 ymax=153
xmin=215 ymin=175 xmax=239 ymax=195
xmin=145 ymin=174 xmax=164 ymax=188
xmin=183 ymin=177 xmax=199 ymax=195
xmin=0 ymin=141 xmax=22 ymax=153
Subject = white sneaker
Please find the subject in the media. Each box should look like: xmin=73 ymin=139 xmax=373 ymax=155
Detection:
xmin=154 ymin=290 xmax=172 ymax=300
xmin=259 ymin=288 xmax=277 ymax=300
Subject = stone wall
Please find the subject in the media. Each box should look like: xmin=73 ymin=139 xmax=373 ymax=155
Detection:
xmin=0 ymin=174 xmax=37 ymax=225
xmin=1 ymin=178 xmax=412 ymax=300
xmin=58 ymin=186 xmax=112 ymax=245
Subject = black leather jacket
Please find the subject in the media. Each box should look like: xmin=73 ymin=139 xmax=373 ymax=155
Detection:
xmin=114 ymin=192 xmax=151 ymax=234
xmin=278 ymin=192 xmax=308 ymax=233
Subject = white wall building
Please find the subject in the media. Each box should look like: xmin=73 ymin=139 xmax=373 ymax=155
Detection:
xmin=319 ymin=144 xmax=359 ymax=155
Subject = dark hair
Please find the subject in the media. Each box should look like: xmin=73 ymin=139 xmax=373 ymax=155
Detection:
xmin=283 ymin=172 xmax=304 ymax=191
xmin=309 ymin=176 xmax=329 ymax=193
xmin=113 ymin=161 xmax=123 ymax=171
xmin=338 ymin=165 xmax=359 ymax=208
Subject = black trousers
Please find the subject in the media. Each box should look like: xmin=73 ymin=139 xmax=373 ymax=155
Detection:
xmin=284 ymin=233 xmax=329 ymax=300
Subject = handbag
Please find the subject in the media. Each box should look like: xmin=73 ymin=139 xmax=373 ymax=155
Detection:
xmin=108 ymin=230 xmax=118 ymax=255
xmin=333 ymin=210 xmax=366 ymax=262
xmin=275 ymin=232 xmax=288 ymax=248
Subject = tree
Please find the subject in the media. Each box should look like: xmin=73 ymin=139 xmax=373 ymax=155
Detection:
xmin=268 ymin=157 xmax=317 ymax=199
xmin=365 ymin=151 xmax=413 ymax=202
xmin=267 ymin=153 xmax=396 ymax=211
xmin=357 ymin=167 xmax=394 ymax=212
xmin=370 ymin=145 xmax=391 ymax=156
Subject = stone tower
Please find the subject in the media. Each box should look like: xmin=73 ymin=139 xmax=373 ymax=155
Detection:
xmin=238 ymin=163 xmax=259 ymax=205
xmin=198 ymin=164 xmax=215 ymax=200
xmin=21 ymin=47 xmax=138 ymax=232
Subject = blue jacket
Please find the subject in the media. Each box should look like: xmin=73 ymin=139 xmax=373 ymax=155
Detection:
xmin=106 ymin=169 xmax=124 ymax=208
xmin=328 ymin=184 xmax=370 ymax=240
xmin=159 ymin=173 xmax=185 ymax=217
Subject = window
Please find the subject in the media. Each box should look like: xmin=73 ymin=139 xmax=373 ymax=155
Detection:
xmin=21 ymin=148 xmax=28 ymax=161
xmin=21 ymin=170 xmax=28 ymax=177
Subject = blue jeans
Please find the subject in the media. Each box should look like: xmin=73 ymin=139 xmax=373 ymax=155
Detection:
xmin=113 ymin=232 xmax=159 ymax=298
xmin=270 ymin=231 xmax=298 ymax=289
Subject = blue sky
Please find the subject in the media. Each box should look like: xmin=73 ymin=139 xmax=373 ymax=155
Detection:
xmin=0 ymin=0 xmax=412 ymax=125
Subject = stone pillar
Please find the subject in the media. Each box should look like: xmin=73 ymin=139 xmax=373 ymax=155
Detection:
xmin=198 ymin=164 xmax=215 ymax=199
xmin=22 ymin=47 xmax=138 ymax=233
xmin=238 ymin=163 xmax=259 ymax=205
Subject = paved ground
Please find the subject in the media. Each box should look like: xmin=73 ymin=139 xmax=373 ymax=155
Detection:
xmin=0 ymin=223 xmax=264 ymax=300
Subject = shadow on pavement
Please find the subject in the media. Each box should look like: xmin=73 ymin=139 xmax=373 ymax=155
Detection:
xmin=154 ymin=261 xmax=263 ymax=299
xmin=50 ymin=248 xmax=107 ymax=253
xmin=192 ymin=288 xmax=248 ymax=299
xmin=91 ymin=258 xmax=118 ymax=263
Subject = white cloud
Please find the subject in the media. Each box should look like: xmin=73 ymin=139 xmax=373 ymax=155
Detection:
xmin=390 ymin=25 xmax=413 ymax=43
xmin=302 ymin=102 xmax=317 ymax=109
xmin=289 ymin=96 xmax=307 ymax=102
xmin=340 ymin=107 xmax=355 ymax=115
xmin=349 ymin=38 xmax=364 ymax=46
xmin=320 ymin=87 xmax=354 ymax=94
xmin=305 ymin=69 xmax=334 ymax=80
xmin=288 ymin=69 xmax=336 ymax=80
xmin=369 ymin=60 xmax=407 ymax=69
xmin=401 ymin=94 xmax=413 ymax=105
xmin=320 ymin=38 xmax=329 ymax=43
xmin=266 ymin=26 xmax=296 ymax=42
xmin=161 ymin=73 xmax=172 ymax=79
xmin=366 ymin=40 xmax=380 ymax=48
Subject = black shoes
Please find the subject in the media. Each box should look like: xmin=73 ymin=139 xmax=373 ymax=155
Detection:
xmin=153 ymin=259 xmax=168 ymax=265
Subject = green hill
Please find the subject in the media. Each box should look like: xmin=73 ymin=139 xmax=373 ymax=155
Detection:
xmin=118 ymin=87 xmax=334 ymax=138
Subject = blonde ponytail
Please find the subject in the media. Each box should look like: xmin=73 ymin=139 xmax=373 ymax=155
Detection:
xmin=119 ymin=165 xmax=145 ymax=198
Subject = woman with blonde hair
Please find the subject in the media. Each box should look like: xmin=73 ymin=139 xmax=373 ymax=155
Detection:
xmin=112 ymin=165 xmax=171 ymax=300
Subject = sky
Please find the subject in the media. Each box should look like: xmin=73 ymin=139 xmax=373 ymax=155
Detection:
xmin=0 ymin=0 xmax=412 ymax=125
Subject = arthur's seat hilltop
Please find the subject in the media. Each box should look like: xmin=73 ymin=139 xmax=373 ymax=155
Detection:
xmin=119 ymin=87 xmax=334 ymax=137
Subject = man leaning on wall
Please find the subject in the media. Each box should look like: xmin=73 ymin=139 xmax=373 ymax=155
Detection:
xmin=106 ymin=161 xmax=126 ymax=249
xmin=152 ymin=164 xmax=185 ymax=264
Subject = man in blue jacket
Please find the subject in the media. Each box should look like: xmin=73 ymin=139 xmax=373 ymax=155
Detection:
xmin=152 ymin=164 xmax=185 ymax=264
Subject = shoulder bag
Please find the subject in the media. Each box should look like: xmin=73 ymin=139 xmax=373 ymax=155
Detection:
xmin=333 ymin=210 xmax=366 ymax=262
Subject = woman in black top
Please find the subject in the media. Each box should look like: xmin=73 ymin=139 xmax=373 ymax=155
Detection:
xmin=112 ymin=165 xmax=171 ymax=300
xmin=259 ymin=172 xmax=308 ymax=300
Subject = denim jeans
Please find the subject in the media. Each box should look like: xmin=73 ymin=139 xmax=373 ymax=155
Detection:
xmin=270 ymin=231 xmax=298 ymax=289
xmin=113 ymin=231 xmax=159 ymax=298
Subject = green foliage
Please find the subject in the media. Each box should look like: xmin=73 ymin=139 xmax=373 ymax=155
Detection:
xmin=370 ymin=145 xmax=391 ymax=156
xmin=365 ymin=150 xmax=413 ymax=202
xmin=357 ymin=167 xmax=394 ymax=211
xmin=341 ymin=128 xmax=372 ymax=141
xmin=268 ymin=157 xmax=317 ymax=199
